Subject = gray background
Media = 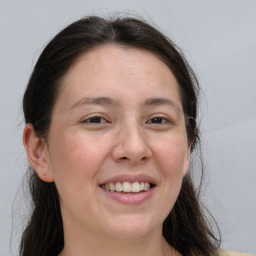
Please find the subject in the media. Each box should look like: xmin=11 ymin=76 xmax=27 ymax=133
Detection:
xmin=0 ymin=1 xmax=255 ymax=255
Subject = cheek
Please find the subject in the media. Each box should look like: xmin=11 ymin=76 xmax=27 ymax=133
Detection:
xmin=149 ymin=136 xmax=189 ymax=220
xmin=48 ymin=130 xmax=109 ymax=188
xmin=153 ymin=136 xmax=189 ymax=176
xmin=47 ymin=130 xmax=112 ymax=219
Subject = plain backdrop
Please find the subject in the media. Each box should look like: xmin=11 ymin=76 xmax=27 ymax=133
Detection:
xmin=0 ymin=1 xmax=255 ymax=255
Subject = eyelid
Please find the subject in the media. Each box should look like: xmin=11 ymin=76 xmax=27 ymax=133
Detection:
xmin=81 ymin=113 xmax=110 ymax=124
xmin=145 ymin=114 xmax=172 ymax=124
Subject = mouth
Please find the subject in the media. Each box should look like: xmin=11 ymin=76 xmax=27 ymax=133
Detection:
xmin=99 ymin=175 xmax=156 ymax=204
xmin=100 ymin=181 xmax=155 ymax=193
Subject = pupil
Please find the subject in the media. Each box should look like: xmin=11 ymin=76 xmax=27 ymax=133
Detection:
xmin=152 ymin=117 xmax=162 ymax=123
xmin=90 ymin=117 xmax=101 ymax=123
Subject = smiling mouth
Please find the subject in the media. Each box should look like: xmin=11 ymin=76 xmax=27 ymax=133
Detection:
xmin=100 ymin=181 xmax=154 ymax=193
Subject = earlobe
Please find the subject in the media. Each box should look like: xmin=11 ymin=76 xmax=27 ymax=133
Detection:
xmin=23 ymin=123 xmax=54 ymax=182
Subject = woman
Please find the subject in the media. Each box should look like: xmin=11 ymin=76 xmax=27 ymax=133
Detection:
xmin=21 ymin=16 xmax=252 ymax=256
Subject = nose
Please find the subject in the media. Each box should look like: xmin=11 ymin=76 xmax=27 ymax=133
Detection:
xmin=111 ymin=122 xmax=152 ymax=165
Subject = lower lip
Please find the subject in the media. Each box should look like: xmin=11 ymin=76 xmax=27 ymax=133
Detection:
xmin=100 ymin=187 xmax=155 ymax=204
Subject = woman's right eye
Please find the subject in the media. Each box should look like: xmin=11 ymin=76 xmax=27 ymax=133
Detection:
xmin=81 ymin=116 xmax=108 ymax=124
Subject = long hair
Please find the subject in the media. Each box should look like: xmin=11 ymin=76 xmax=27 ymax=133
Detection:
xmin=21 ymin=16 xmax=220 ymax=256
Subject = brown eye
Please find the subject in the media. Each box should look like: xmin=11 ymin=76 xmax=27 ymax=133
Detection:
xmin=82 ymin=116 xmax=107 ymax=124
xmin=147 ymin=117 xmax=170 ymax=124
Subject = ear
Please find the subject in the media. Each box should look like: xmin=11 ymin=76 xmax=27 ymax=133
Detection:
xmin=23 ymin=123 xmax=54 ymax=182
xmin=182 ymin=147 xmax=191 ymax=177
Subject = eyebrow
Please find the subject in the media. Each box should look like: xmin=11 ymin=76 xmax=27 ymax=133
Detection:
xmin=70 ymin=97 xmax=119 ymax=110
xmin=70 ymin=96 xmax=181 ymax=111
xmin=143 ymin=97 xmax=181 ymax=112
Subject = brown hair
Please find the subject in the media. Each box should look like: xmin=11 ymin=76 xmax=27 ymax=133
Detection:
xmin=21 ymin=15 xmax=220 ymax=256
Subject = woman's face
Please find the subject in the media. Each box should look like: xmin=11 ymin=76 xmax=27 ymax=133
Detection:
xmin=44 ymin=45 xmax=190 ymax=240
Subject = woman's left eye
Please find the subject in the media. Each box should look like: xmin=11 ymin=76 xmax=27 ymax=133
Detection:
xmin=82 ymin=116 xmax=108 ymax=124
xmin=146 ymin=117 xmax=170 ymax=124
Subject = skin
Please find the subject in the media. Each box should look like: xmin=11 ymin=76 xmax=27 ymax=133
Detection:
xmin=23 ymin=45 xmax=191 ymax=256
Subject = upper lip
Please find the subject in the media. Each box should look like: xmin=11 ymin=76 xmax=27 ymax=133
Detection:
xmin=99 ymin=174 xmax=157 ymax=186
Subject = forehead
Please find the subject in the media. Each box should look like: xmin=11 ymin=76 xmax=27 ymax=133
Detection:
xmin=55 ymin=44 xmax=182 ymax=111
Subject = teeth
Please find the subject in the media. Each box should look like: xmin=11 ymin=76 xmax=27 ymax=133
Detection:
xmin=101 ymin=181 xmax=151 ymax=192
xmin=115 ymin=182 xmax=122 ymax=192
xmin=131 ymin=182 xmax=140 ymax=192
xmin=140 ymin=181 xmax=145 ymax=191
xmin=123 ymin=181 xmax=131 ymax=192
xmin=144 ymin=182 xmax=150 ymax=191
xmin=109 ymin=183 xmax=115 ymax=192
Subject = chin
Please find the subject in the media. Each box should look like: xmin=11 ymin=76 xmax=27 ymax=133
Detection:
xmin=104 ymin=213 xmax=160 ymax=239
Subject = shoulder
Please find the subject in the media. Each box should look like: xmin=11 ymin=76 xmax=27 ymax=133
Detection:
xmin=218 ymin=249 xmax=255 ymax=256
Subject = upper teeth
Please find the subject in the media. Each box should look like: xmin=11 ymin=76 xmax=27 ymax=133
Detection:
xmin=101 ymin=181 xmax=151 ymax=192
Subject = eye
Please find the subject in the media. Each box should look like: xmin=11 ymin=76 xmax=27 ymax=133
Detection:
xmin=146 ymin=116 xmax=170 ymax=124
xmin=82 ymin=116 xmax=108 ymax=124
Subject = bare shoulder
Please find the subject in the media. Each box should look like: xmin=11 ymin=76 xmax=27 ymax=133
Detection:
xmin=218 ymin=249 xmax=255 ymax=256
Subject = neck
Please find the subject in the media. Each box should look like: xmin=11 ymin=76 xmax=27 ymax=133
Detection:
xmin=59 ymin=228 xmax=180 ymax=256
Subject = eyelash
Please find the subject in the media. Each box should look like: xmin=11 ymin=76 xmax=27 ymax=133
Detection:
xmin=146 ymin=116 xmax=170 ymax=124
xmin=81 ymin=115 xmax=171 ymax=125
xmin=81 ymin=116 xmax=109 ymax=124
